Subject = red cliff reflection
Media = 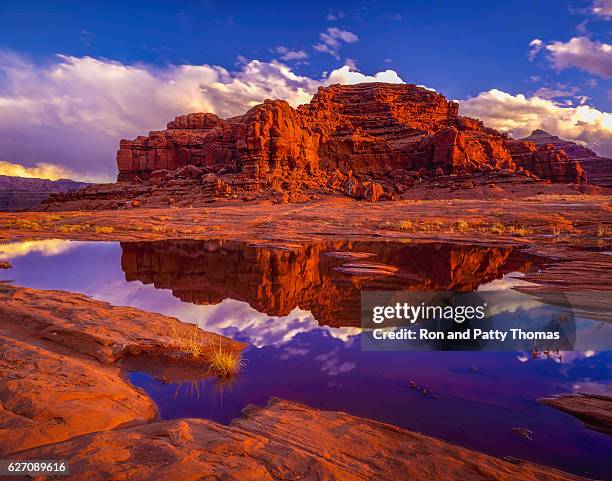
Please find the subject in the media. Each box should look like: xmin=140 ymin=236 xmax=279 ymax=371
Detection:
xmin=120 ymin=240 xmax=542 ymax=327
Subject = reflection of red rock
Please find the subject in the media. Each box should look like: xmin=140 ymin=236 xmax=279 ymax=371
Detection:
xmin=120 ymin=240 xmax=541 ymax=327
xmin=117 ymin=83 xmax=586 ymax=187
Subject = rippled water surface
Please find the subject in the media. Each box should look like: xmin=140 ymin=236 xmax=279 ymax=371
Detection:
xmin=2 ymin=238 xmax=611 ymax=479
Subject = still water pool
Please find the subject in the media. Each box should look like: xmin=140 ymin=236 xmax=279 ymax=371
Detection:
xmin=2 ymin=238 xmax=610 ymax=479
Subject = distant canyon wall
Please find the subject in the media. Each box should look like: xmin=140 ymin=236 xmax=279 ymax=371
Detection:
xmin=0 ymin=176 xmax=90 ymax=211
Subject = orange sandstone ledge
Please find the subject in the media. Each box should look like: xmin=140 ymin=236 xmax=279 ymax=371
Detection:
xmin=539 ymin=393 xmax=612 ymax=435
xmin=13 ymin=398 xmax=589 ymax=481
xmin=0 ymin=282 xmax=243 ymax=455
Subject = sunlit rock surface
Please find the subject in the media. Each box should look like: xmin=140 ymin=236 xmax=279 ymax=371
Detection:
xmin=116 ymin=83 xmax=586 ymax=185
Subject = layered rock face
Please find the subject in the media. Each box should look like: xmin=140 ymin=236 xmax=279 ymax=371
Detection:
xmin=120 ymin=239 xmax=541 ymax=327
xmin=117 ymin=101 xmax=320 ymax=182
xmin=522 ymin=129 xmax=611 ymax=187
xmin=116 ymin=83 xmax=586 ymax=192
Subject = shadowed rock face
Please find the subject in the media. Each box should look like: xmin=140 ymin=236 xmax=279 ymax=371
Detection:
xmin=116 ymin=83 xmax=585 ymax=185
xmin=120 ymin=240 xmax=541 ymax=326
xmin=522 ymin=129 xmax=612 ymax=187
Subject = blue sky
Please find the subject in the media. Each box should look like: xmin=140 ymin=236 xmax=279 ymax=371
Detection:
xmin=0 ymin=0 xmax=610 ymax=180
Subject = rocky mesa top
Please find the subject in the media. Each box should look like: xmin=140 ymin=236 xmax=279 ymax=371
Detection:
xmin=116 ymin=82 xmax=586 ymax=188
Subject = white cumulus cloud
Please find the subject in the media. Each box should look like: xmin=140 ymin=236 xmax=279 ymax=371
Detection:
xmin=271 ymin=46 xmax=309 ymax=61
xmin=528 ymin=38 xmax=544 ymax=61
xmin=530 ymin=36 xmax=612 ymax=78
xmin=325 ymin=65 xmax=404 ymax=85
xmin=461 ymin=89 xmax=612 ymax=156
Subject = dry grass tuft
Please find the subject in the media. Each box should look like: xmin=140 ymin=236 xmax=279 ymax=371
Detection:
xmin=483 ymin=222 xmax=532 ymax=237
xmin=13 ymin=219 xmax=44 ymax=231
xmin=172 ymin=323 xmax=207 ymax=359
xmin=94 ymin=226 xmax=114 ymax=234
xmin=59 ymin=223 xmax=90 ymax=233
xmin=171 ymin=324 xmax=245 ymax=378
xmin=206 ymin=341 xmax=245 ymax=378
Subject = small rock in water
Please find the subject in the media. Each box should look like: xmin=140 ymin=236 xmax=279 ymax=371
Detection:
xmin=511 ymin=427 xmax=534 ymax=441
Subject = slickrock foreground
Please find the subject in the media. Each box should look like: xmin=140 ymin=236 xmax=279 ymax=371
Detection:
xmin=13 ymin=398 xmax=588 ymax=481
xmin=539 ymin=393 xmax=612 ymax=435
xmin=0 ymin=283 xmax=243 ymax=455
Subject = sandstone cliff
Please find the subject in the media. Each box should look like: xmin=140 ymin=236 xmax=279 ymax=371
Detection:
xmin=115 ymin=83 xmax=586 ymax=198
xmin=522 ymin=129 xmax=612 ymax=187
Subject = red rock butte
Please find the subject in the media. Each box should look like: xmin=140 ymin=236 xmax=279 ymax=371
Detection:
xmin=116 ymin=82 xmax=586 ymax=200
